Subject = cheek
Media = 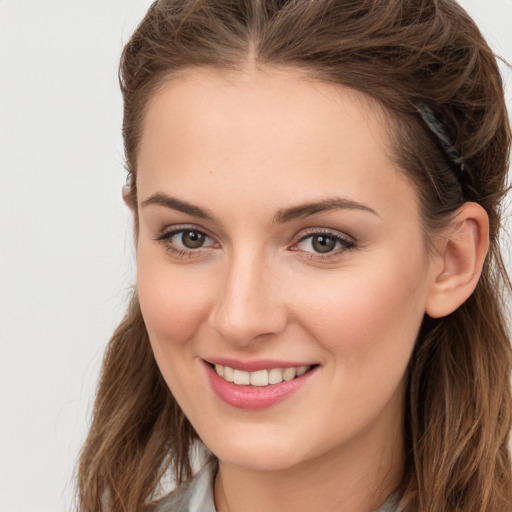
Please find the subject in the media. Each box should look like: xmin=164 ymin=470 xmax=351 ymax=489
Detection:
xmin=136 ymin=252 xmax=214 ymax=413
xmin=136 ymin=252 xmax=211 ymax=347
xmin=295 ymin=252 xmax=429 ymax=370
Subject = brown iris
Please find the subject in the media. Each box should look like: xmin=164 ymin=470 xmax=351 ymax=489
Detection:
xmin=181 ymin=230 xmax=205 ymax=249
xmin=311 ymin=235 xmax=336 ymax=253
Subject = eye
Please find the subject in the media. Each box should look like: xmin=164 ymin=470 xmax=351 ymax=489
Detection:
xmin=292 ymin=230 xmax=356 ymax=257
xmin=176 ymin=230 xmax=206 ymax=249
xmin=303 ymin=234 xmax=338 ymax=253
xmin=156 ymin=227 xmax=218 ymax=257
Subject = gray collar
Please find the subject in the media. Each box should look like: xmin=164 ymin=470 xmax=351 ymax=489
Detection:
xmin=155 ymin=460 xmax=398 ymax=512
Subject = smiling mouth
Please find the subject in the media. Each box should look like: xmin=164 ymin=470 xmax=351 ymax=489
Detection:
xmin=208 ymin=363 xmax=317 ymax=387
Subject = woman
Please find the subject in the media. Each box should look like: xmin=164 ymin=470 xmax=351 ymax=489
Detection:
xmin=76 ymin=0 xmax=512 ymax=511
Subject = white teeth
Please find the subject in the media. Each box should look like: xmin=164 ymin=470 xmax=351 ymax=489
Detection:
xmin=296 ymin=366 xmax=308 ymax=377
xmin=223 ymin=366 xmax=234 ymax=382
xmin=233 ymin=369 xmax=251 ymax=385
xmin=250 ymin=370 xmax=269 ymax=386
xmin=268 ymin=368 xmax=284 ymax=385
xmin=214 ymin=364 xmax=311 ymax=386
xmin=282 ymin=367 xmax=296 ymax=381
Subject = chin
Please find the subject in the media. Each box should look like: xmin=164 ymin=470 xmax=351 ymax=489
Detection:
xmin=200 ymin=428 xmax=316 ymax=472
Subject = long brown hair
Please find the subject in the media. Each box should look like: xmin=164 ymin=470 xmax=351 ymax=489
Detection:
xmin=76 ymin=1 xmax=512 ymax=510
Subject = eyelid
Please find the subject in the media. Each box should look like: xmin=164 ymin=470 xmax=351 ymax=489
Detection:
xmin=156 ymin=223 xmax=216 ymax=241
xmin=291 ymin=227 xmax=356 ymax=245
xmin=154 ymin=224 xmax=356 ymax=260
xmin=289 ymin=227 xmax=356 ymax=258
xmin=155 ymin=224 xmax=220 ymax=257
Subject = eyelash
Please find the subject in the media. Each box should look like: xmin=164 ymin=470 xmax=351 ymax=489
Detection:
xmin=155 ymin=226 xmax=218 ymax=259
xmin=155 ymin=226 xmax=357 ymax=261
xmin=291 ymin=229 xmax=356 ymax=261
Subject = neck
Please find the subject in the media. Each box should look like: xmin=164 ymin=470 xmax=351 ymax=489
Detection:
xmin=214 ymin=421 xmax=404 ymax=512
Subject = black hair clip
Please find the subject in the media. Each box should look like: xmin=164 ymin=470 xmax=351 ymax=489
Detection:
xmin=416 ymin=102 xmax=465 ymax=183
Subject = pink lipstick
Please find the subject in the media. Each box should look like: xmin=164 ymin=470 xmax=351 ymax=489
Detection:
xmin=203 ymin=359 xmax=318 ymax=410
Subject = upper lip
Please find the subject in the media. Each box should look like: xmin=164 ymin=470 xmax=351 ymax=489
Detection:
xmin=203 ymin=357 xmax=317 ymax=372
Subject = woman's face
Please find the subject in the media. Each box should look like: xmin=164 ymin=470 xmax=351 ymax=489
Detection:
xmin=136 ymin=68 xmax=435 ymax=472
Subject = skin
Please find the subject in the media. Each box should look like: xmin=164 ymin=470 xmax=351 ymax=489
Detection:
xmin=134 ymin=67 xmax=487 ymax=512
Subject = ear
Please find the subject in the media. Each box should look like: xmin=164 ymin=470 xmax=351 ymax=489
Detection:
xmin=425 ymin=202 xmax=489 ymax=318
xmin=122 ymin=184 xmax=140 ymax=243
xmin=122 ymin=184 xmax=135 ymax=210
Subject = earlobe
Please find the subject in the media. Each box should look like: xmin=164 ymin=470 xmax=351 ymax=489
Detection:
xmin=122 ymin=184 xmax=135 ymax=210
xmin=122 ymin=184 xmax=140 ymax=242
xmin=425 ymin=202 xmax=489 ymax=318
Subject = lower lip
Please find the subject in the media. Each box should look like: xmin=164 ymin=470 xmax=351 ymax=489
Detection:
xmin=204 ymin=362 xmax=317 ymax=410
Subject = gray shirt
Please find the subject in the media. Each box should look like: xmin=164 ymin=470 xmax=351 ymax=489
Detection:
xmin=155 ymin=461 xmax=398 ymax=512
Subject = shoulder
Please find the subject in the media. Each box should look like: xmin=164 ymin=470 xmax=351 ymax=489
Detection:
xmin=154 ymin=460 xmax=217 ymax=512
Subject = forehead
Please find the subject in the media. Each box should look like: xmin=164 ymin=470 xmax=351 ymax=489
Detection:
xmin=139 ymin=66 xmax=388 ymax=163
xmin=136 ymin=67 xmax=419 ymax=223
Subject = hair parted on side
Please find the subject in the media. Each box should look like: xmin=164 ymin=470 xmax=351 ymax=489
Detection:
xmin=76 ymin=1 xmax=512 ymax=511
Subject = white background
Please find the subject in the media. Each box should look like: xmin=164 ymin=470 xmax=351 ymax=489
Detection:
xmin=0 ymin=1 xmax=511 ymax=511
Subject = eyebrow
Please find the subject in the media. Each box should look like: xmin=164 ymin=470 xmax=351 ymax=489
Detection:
xmin=141 ymin=193 xmax=213 ymax=219
xmin=141 ymin=193 xmax=378 ymax=223
xmin=273 ymin=197 xmax=379 ymax=223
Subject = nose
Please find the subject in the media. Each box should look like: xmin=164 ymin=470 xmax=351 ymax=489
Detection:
xmin=208 ymin=251 xmax=288 ymax=347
